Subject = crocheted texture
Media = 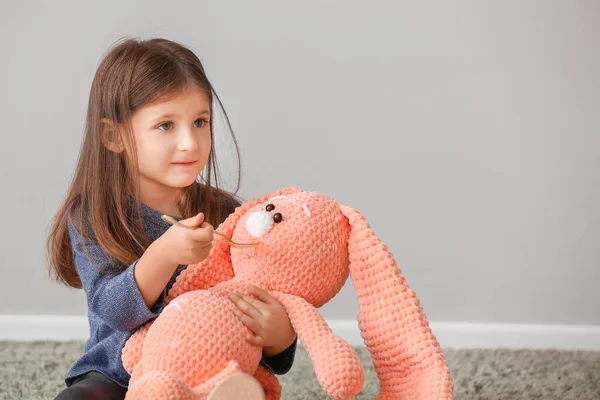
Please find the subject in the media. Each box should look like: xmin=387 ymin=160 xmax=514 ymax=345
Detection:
xmin=121 ymin=187 xmax=453 ymax=399
xmin=340 ymin=204 xmax=454 ymax=400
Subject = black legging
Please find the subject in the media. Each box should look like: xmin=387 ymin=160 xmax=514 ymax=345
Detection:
xmin=54 ymin=372 xmax=127 ymax=400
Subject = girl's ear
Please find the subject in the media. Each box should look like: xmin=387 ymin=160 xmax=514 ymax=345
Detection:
xmin=100 ymin=118 xmax=124 ymax=153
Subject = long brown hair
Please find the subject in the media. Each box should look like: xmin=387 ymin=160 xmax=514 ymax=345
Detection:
xmin=46 ymin=37 xmax=243 ymax=289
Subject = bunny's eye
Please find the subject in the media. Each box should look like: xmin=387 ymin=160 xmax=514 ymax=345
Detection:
xmin=266 ymin=204 xmax=275 ymax=211
xmin=273 ymin=213 xmax=283 ymax=223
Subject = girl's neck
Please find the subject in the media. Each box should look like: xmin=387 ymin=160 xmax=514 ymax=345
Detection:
xmin=138 ymin=186 xmax=184 ymax=218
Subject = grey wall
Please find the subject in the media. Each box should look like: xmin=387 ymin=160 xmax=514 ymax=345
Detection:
xmin=1 ymin=1 xmax=598 ymax=325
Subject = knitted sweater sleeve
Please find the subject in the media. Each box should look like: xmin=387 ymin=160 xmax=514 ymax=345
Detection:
xmin=67 ymin=211 xmax=166 ymax=332
xmin=260 ymin=336 xmax=297 ymax=375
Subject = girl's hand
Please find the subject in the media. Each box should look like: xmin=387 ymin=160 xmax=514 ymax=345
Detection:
xmin=229 ymin=285 xmax=297 ymax=357
xmin=157 ymin=213 xmax=214 ymax=266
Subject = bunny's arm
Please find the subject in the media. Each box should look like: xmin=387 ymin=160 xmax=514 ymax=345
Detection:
xmin=270 ymin=291 xmax=364 ymax=400
xmin=165 ymin=238 xmax=234 ymax=302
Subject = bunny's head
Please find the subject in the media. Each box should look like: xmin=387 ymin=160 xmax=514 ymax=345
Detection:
xmin=228 ymin=190 xmax=350 ymax=307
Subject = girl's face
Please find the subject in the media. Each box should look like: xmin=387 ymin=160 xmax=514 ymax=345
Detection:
xmin=129 ymin=86 xmax=212 ymax=196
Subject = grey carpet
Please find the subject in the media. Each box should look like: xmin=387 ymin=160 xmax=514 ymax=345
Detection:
xmin=1 ymin=341 xmax=599 ymax=399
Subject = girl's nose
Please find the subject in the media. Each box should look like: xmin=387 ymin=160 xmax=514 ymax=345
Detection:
xmin=177 ymin=129 xmax=199 ymax=152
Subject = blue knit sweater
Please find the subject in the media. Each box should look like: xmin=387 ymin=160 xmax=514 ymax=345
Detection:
xmin=63 ymin=197 xmax=297 ymax=388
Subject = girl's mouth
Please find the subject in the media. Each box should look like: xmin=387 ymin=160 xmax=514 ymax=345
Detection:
xmin=172 ymin=161 xmax=197 ymax=167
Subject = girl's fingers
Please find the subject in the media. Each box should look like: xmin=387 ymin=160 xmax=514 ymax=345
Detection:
xmin=230 ymin=293 xmax=263 ymax=320
xmin=240 ymin=295 xmax=268 ymax=315
xmin=190 ymin=224 xmax=214 ymax=242
xmin=246 ymin=333 xmax=263 ymax=346
xmin=233 ymin=307 xmax=262 ymax=335
xmin=161 ymin=214 xmax=212 ymax=242
xmin=177 ymin=213 xmax=204 ymax=228
xmin=247 ymin=285 xmax=277 ymax=305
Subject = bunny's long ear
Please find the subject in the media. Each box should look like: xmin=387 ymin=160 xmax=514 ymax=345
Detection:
xmin=167 ymin=187 xmax=303 ymax=300
xmin=339 ymin=205 xmax=454 ymax=400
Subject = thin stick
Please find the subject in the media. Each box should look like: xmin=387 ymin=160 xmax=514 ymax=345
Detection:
xmin=160 ymin=214 xmax=261 ymax=248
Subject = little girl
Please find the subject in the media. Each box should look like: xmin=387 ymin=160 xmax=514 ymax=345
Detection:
xmin=47 ymin=37 xmax=297 ymax=400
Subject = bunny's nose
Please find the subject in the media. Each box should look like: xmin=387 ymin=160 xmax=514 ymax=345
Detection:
xmin=246 ymin=211 xmax=274 ymax=238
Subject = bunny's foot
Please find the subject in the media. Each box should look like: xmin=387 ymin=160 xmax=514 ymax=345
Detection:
xmin=207 ymin=372 xmax=266 ymax=400
xmin=190 ymin=360 xmax=263 ymax=400
xmin=125 ymin=370 xmax=197 ymax=400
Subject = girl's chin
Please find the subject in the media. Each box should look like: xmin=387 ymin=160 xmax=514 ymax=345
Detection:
xmin=168 ymin=175 xmax=200 ymax=188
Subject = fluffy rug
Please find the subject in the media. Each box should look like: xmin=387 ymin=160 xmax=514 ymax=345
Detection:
xmin=1 ymin=341 xmax=599 ymax=399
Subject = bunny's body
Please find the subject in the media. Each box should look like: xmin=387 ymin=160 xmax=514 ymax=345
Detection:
xmin=122 ymin=187 xmax=454 ymax=400
xmin=138 ymin=284 xmax=263 ymax=384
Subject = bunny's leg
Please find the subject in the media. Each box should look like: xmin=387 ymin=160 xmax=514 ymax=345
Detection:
xmin=270 ymin=292 xmax=364 ymax=400
xmin=125 ymin=370 xmax=196 ymax=400
xmin=190 ymin=360 xmax=264 ymax=400
xmin=192 ymin=359 xmax=242 ymax=396
xmin=126 ymin=367 xmax=265 ymax=400
xmin=253 ymin=365 xmax=281 ymax=400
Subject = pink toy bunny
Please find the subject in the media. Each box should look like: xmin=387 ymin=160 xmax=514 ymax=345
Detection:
xmin=121 ymin=187 xmax=453 ymax=399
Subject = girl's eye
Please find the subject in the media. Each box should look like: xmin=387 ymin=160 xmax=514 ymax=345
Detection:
xmin=194 ymin=119 xmax=209 ymax=128
xmin=157 ymin=119 xmax=209 ymax=131
xmin=157 ymin=122 xmax=173 ymax=131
